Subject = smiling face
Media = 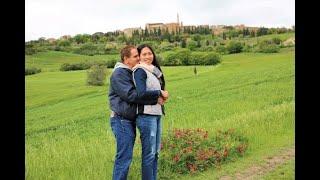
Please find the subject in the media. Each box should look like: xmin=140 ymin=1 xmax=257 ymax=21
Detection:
xmin=139 ymin=47 xmax=154 ymax=65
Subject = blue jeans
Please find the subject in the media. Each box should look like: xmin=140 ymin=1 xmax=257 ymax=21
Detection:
xmin=110 ymin=116 xmax=136 ymax=180
xmin=136 ymin=114 xmax=162 ymax=180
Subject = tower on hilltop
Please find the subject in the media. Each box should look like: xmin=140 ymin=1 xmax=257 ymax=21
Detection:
xmin=177 ymin=13 xmax=179 ymax=24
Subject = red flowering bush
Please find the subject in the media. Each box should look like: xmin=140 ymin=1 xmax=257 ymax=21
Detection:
xmin=159 ymin=128 xmax=248 ymax=174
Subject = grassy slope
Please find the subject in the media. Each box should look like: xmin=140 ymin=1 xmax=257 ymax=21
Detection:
xmin=26 ymin=48 xmax=294 ymax=179
xmin=26 ymin=51 xmax=119 ymax=72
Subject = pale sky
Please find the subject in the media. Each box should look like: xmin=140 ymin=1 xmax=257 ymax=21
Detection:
xmin=25 ymin=0 xmax=295 ymax=41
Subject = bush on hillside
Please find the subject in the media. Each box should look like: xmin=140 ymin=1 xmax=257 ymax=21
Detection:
xmin=187 ymin=40 xmax=197 ymax=51
xmin=25 ymin=43 xmax=42 ymax=55
xmin=162 ymin=49 xmax=191 ymax=66
xmin=256 ymin=40 xmax=280 ymax=53
xmin=60 ymin=62 xmax=91 ymax=71
xmin=60 ymin=60 xmax=109 ymax=71
xmin=162 ymin=52 xmax=183 ymax=66
xmin=198 ymin=46 xmax=214 ymax=52
xmin=25 ymin=67 xmax=41 ymax=75
xmin=159 ymin=41 xmax=175 ymax=51
xmin=87 ymin=65 xmax=108 ymax=86
xmin=215 ymin=45 xmax=227 ymax=54
xmin=242 ymin=44 xmax=254 ymax=52
xmin=104 ymin=43 xmax=118 ymax=54
xmin=190 ymin=52 xmax=221 ymax=65
xmin=272 ymin=37 xmax=282 ymax=45
xmin=106 ymin=59 xmax=119 ymax=68
xmin=73 ymin=43 xmax=99 ymax=56
xmin=226 ymin=41 xmax=243 ymax=54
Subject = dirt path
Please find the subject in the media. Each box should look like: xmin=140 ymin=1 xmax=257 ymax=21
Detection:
xmin=219 ymin=146 xmax=295 ymax=180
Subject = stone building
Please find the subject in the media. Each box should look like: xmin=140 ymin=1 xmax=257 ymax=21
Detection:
xmin=123 ymin=27 xmax=142 ymax=37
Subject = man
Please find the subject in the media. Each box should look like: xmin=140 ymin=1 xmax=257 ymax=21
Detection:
xmin=108 ymin=45 xmax=167 ymax=180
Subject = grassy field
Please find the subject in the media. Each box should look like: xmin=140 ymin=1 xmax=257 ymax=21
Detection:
xmin=26 ymin=51 xmax=119 ymax=72
xmin=26 ymin=47 xmax=295 ymax=179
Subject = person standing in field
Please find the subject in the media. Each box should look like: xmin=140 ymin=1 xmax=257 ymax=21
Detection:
xmin=133 ymin=44 xmax=169 ymax=180
xmin=108 ymin=45 xmax=168 ymax=180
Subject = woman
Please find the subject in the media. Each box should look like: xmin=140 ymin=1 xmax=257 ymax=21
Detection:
xmin=133 ymin=44 xmax=168 ymax=180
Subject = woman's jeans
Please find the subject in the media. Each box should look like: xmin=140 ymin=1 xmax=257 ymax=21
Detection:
xmin=136 ymin=114 xmax=162 ymax=180
xmin=110 ymin=116 xmax=136 ymax=180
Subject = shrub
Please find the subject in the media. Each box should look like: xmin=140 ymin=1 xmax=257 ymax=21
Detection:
xmin=25 ymin=44 xmax=37 ymax=55
xmin=60 ymin=62 xmax=90 ymax=71
xmin=73 ymin=43 xmax=99 ymax=55
xmin=198 ymin=46 xmax=214 ymax=52
xmin=256 ymin=40 xmax=280 ymax=53
xmin=25 ymin=67 xmax=41 ymax=75
xmin=272 ymin=37 xmax=282 ymax=45
xmin=57 ymin=40 xmax=71 ymax=47
xmin=86 ymin=65 xmax=108 ymax=86
xmin=189 ymin=52 xmax=207 ymax=65
xmin=104 ymin=43 xmax=118 ymax=54
xmin=187 ymin=40 xmax=197 ymax=50
xmin=190 ymin=52 xmax=221 ymax=65
xmin=160 ymin=128 xmax=249 ymax=174
xmin=60 ymin=60 xmax=111 ymax=71
xmin=160 ymin=41 xmax=175 ymax=51
xmin=206 ymin=52 xmax=221 ymax=65
xmin=162 ymin=49 xmax=191 ymax=66
xmin=242 ymin=44 xmax=254 ymax=52
xmin=106 ymin=59 xmax=119 ymax=68
xmin=215 ymin=45 xmax=227 ymax=54
xmin=163 ymin=52 xmax=183 ymax=66
xmin=226 ymin=41 xmax=243 ymax=54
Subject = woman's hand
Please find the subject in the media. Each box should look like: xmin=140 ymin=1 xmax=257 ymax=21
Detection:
xmin=157 ymin=97 xmax=165 ymax=105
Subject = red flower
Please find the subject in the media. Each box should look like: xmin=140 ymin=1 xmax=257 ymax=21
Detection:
xmin=187 ymin=163 xmax=197 ymax=173
xmin=173 ymin=154 xmax=180 ymax=162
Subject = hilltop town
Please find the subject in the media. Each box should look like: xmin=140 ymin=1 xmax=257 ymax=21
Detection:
xmin=42 ymin=13 xmax=292 ymax=42
xmin=122 ymin=14 xmax=258 ymax=37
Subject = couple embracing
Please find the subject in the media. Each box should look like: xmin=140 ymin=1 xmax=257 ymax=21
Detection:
xmin=108 ymin=44 xmax=169 ymax=180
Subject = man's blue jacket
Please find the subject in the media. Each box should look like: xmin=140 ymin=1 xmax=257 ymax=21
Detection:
xmin=108 ymin=62 xmax=161 ymax=121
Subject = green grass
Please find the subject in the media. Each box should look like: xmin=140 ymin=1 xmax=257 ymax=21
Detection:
xmin=26 ymin=48 xmax=294 ymax=179
xmin=262 ymin=159 xmax=295 ymax=180
xmin=26 ymin=51 xmax=119 ymax=72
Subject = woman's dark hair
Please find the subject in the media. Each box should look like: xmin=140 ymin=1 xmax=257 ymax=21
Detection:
xmin=137 ymin=44 xmax=165 ymax=90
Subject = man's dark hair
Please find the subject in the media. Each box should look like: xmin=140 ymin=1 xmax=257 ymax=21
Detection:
xmin=120 ymin=45 xmax=136 ymax=62
xmin=137 ymin=44 xmax=166 ymax=90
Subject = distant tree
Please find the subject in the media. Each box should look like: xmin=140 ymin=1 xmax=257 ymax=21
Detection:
xmin=194 ymin=66 xmax=197 ymax=75
xmin=256 ymin=27 xmax=269 ymax=36
xmin=206 ymin=40 xmax=210 ymax=46
xmin=192 ymin=35 xmax=201 ymax=41
xmin=250 ymin=30 xmax=256 ymax=37
xmin=196 ymin=40 xmax=201 ymax=48
xmin=144 ymin=27 xmax=149 ymax=37
xmin=57 ymin=40 xmax=71 ymax=47
xmin=222 ymin=32 xmax=227 ymax=40
xmin=181 ymin=39 xmax=187 ymax=48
